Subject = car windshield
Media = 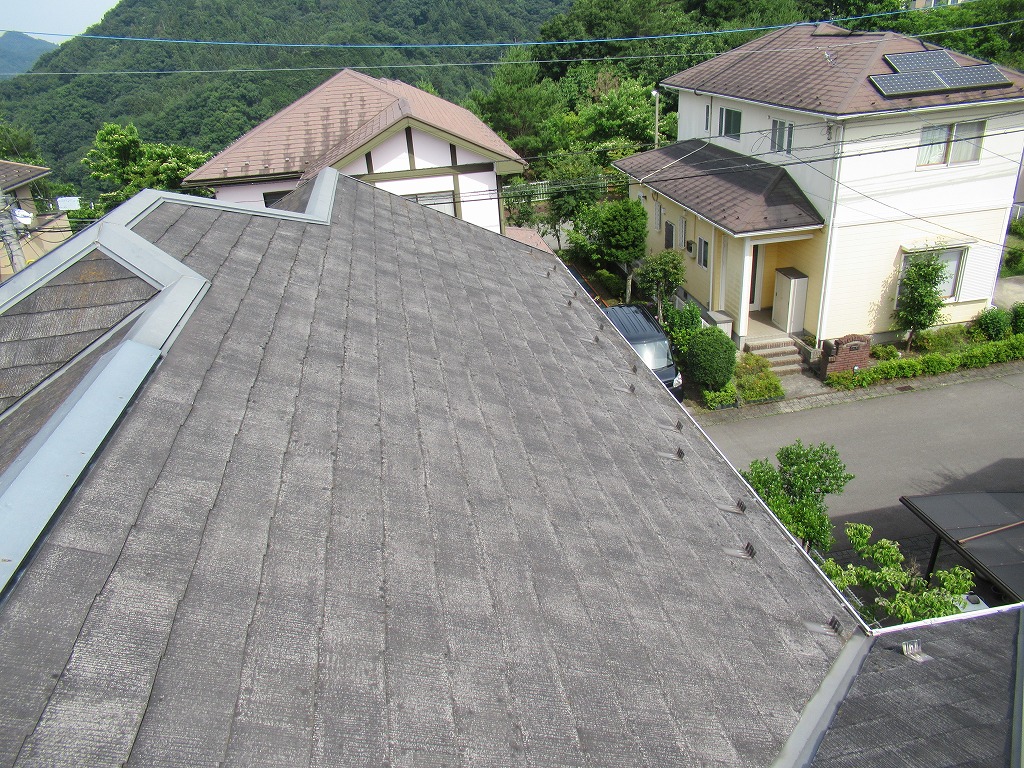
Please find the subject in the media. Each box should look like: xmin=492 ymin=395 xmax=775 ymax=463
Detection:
xmin=633 ymin=339 xmax=671 ymax=370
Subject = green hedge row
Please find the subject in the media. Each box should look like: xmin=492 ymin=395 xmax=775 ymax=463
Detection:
xmin=826 ymin=333 xmax=1024 ymax=390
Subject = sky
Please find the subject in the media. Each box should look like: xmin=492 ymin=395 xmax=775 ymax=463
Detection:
xmin=8 ymin=0 xmax=121 ymax=42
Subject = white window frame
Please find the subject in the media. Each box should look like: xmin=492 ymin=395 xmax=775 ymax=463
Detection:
xmin=406 ymin=190 xmax=456 ymax=216
xmin=718 ymin=108 xmax=741 ymax=141
xmin=705 ymin=104 xmax=711 ymax=132
xmin=679 ymin=217 xmax=687 ymax=247
xmin=664 ymin=220 xmax=675 ymax=249
xmin=900 ymin=247 xmax=967 ymax=302
xmin=916 ymin=121 xmax=985 ymax=168
xmin=697 ymin=237 xmax=709 ymax=269
xmin=655 ymin=203 xmax=663 ymax=232
xmin=771 ymin=119 xmax=794 ymax=154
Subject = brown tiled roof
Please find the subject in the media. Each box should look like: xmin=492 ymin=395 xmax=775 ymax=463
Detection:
xmin=185 ymin=70 xmax=524 ymax=186
xmin=503 ymin=226 xmax=554 ymax=253
xmin=613 ymin=139 xmax=824 ymax=235
xmin=662 ymin=23 xmax=1024 ymax=116
xmin=0 ymin=160 xmax=50 ymax=193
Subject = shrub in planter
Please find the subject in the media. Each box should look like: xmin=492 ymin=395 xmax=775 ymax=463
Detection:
xmin=734 ymin=352 xmax=771 ymax=379
xmin=1012 ymin=303 xmax=1024 ymax=335
xmin=825 ymin=370 xmax=859 ymax=390
xmin=870 ymin=344 xmax=900 ymax=360
xmin=973 ymin=306 xmax=1012 ymax=341
xmin=874 ymin=357 xmax=922 ymax=380
xmin=703 ymin=381 xmax=738 ymax=409
xmin=685 ymin=326 xmax=737 ymax=391
xmin=739 ymin=372 xmax=785 ymax=402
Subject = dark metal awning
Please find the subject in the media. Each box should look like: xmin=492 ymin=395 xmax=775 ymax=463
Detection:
xmin=901 ymin=492 xmax=1024 ymax=601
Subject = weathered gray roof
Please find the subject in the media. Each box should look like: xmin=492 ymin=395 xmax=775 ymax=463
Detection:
xmin=0 ymin=173 xmax=854 ymax=766
xmin=185 ymin=69 xmax=525 ymax=187
xmin=812 ymin=608 xmax=1022 ymax=767
xmin=613 ymin=140 xmax=824 ymax=236
xmin=661 ymin=23 xmax=1024 ymax=117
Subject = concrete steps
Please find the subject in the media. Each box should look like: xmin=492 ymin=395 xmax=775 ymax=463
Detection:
xmin=743 ymin=337 xmax=807 ymax=376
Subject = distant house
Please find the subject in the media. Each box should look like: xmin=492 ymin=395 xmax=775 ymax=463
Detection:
xmin=615 ymin=24 xmax=1024 ymax=348
xmin=0 ymin=160 xmax=72 ymax=276
xmin=183 ymin=69 xmax=526 ymax=233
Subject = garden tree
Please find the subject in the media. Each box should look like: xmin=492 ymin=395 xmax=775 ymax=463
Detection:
xmin=891 ymin=251 xmax=949 ymax=351
xmin=82 ymin=123 xmax=212 ymax=213
xmin=742 ymin=440 xmax=854 ymax=552
xmin=683 ymin=326 xmax=737 ymax=392
xmin=466 ymin=47 xmax=563 ymax=157
xmin=822 ymin=522 xmax=975 ymax=625
xmin=541 ymin=151 xmax=607 ymax=249
xmin=635 ymin=249 xmax=686 ymax=323
xmin=565 ymin=197 xmax=647 ymax=292
xmin=502 ymin=176 xmax=538 ymax=227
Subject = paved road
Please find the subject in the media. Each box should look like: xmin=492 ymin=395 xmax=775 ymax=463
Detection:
xmin=702 ymin=372 xmax=1024 ymax=552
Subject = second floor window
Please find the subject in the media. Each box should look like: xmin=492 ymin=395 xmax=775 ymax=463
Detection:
xmin=665 ymin=220 xmax=675 ymax=249
xmin=719 ymin=108 xmax=741 ymax=140
xmin=697 ymin=237 xmax=709 ymax=269
xmin=771 ymin=119 xmax=794 ymax=154
xmin=917 ymin=121 xmax=985 ymax=167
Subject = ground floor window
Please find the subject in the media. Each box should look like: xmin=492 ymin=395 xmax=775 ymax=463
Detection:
xmin=901 ymin=247 xmax=966 ymax=299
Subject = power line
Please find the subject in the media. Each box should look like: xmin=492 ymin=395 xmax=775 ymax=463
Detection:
xmin=0 ymin=7 xmax=936 ymax=51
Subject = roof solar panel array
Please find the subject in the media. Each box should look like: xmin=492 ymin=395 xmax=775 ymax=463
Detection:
xmin=870 ymin=64 xmax=1012 ymax=97
xmin=884 ymin=50 xmax=958 ymax=72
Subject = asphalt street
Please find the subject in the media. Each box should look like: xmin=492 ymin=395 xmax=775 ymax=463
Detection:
xmin=703 ymin=372 xmax=1024 ymax=556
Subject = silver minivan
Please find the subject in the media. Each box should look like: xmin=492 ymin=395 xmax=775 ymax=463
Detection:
xmin=603 ymin=304 xmax=682 ymax=395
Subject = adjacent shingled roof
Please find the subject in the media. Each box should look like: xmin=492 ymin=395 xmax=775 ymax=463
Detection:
xmin=0 ymin=160 xmax=50 ymax=193
xmin=0 ymin=173 xmax=853 ymax=766
xmin=812 ymin=609 xmax=1022 ymax=767
xmin=613 ymin=139 xmax=824 ymax=235
xmin=662 ymin=23 xmax=1024 ymax=116
xmin=185 ymin=69 xmax=524 ymax=187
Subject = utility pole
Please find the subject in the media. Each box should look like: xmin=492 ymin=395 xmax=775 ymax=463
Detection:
xmin=0 ymin=193 xmax=27 ymax=275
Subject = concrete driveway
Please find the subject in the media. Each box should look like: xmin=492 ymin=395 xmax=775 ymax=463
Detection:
xmin=995 ymin=275 xmax=1024 ymax=309
xmin=702 ymin=371 xmax=1024 ymax=561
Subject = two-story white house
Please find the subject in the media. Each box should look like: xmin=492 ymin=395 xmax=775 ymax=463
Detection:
xmin=183 ymin=69 xmax=526 ymax=233
xmin=614 ymin=23 xmax=1024 ymax=348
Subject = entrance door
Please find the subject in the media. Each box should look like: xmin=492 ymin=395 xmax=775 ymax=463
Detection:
xmin=748 ymin=245 xmax=763 ymax=310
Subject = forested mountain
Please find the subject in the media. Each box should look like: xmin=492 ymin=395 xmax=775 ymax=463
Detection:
xmin=0 ymin=0 xmax=573 ymax=187
xmin=0 ymin=33 xmax=56 ymax=80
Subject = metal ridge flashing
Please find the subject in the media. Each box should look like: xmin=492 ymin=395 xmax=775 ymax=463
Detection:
xmin=0 ymin=340 xmax=160 ymax=595
xmin=104 ymin=167 xmax=340 ymax=230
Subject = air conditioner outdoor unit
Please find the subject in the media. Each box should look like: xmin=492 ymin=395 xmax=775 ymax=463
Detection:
xmin=686 ymin=240 xmax=694 ymax=253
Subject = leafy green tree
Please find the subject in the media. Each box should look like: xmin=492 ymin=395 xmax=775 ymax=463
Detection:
xmin=540 ymin=151 xmax=607 ymax=249
xmin=82 ymin=123 xmax=212 ymax=213
xmin=891 ymin=252 xmax=949 ymax=351
xmin=565 ymin=197 xmax=646 ymax=282
xmin=502 ymin=176 xmax=538 ymax=227
xmin=635 ymin=249 xmax=686 ymax=323
xmin=743 ymin=440 xmax=854 ymax=552
xmin=822 ymin=522 xmax=975 ymax=625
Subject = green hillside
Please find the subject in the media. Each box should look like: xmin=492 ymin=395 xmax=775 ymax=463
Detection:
xmin=0 ymin=0 xmax=572 ymax=187
xmin=0 ymin=32 xmax=57 ymax=80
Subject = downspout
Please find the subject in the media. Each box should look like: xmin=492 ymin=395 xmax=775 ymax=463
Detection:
xmin=815 ymin=121 xmax=844 ymax=346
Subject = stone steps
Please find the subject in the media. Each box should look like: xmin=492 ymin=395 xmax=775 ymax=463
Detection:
xmin=743 ymin=337 xmax=808 ymax=376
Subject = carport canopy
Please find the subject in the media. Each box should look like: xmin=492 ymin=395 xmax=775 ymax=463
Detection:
xmin=901 ymin=492 xmax=1024 ymax=602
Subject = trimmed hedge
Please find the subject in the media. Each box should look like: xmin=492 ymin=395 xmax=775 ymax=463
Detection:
xmin=826 ymin=332 xmax=1024 ymax=389
xmin=1012 ymin=303 xmax=1024 ymax=335
xmin=685 ymin=326 xmax=737 ymax=391
xmin=703 ymin=381 xmax=738 ymax=409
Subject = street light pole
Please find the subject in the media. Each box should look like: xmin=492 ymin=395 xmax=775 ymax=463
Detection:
xmin=652 ymin=89 xmax=660 ymax=149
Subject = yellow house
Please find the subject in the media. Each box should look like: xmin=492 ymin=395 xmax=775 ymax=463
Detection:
xmin=615 ymin=24 xmax=1024 ymax=350
xmin=0 ymin=161 xmax=72 ymax=279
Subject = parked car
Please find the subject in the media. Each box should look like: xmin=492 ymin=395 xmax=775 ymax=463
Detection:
xmin=603 ymin=304 xmax=682 ymax=395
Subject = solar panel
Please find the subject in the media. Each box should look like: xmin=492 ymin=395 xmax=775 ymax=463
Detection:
xmin=884 ymin=51 xmax=958 ymax=72
xmin=870 ymin=71 xmax=945 ymax=97
xmin=936 ymin=65 xmax=1012 ymax=90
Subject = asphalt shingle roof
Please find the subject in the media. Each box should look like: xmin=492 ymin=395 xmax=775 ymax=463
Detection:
xmin=185 ymin=69 xmax=524 ymax=187
xmin=662 ymin=23 xmax=1024 ymax=116
xmin=613 ymin=140 xmax=824 ymax=235
xmin=0 ymin=174 xmax=852 ymax=766
xmin=0 ymin=161 xmax=50 ymax=194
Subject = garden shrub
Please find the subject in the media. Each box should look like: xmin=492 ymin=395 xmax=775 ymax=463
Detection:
xmin=662 ymin=300 xmax=702 ymax=356
xmin=972 ymin=306 xmax=1012 ymax=341
xmin=593 ymin=269 xmax=626 ymax=299
xmin=870 ymin=344 xmax=900 ymax=360
xmin=1011 ymin=217 xmax=1024 ymax=239
xmin=915 ymin=324 xmax=971 ymax=354
xmin=734 ymin=352 xmax=771 ymax=378
xmin=685 ymin=326 xmax=737 ymax=391
xmin=702 ymin=381 xmax=737 ymax=409
xmin=1012 ymin=303 xmax=1024 ymax=335
xmin=960 ymin=345 xmax=995 ymax=368
xmin=918 ymin=353 xmax=954 ymax=376
xmin=1004 ymin=247 xmax=1024 ymax=273
xmin=873 ymin=357 xmax=922 ymax=380
xmin=738 ymin=371 xmax=785 ymax=402
xmin=824 ymin=370 xmax=859 ymax=390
